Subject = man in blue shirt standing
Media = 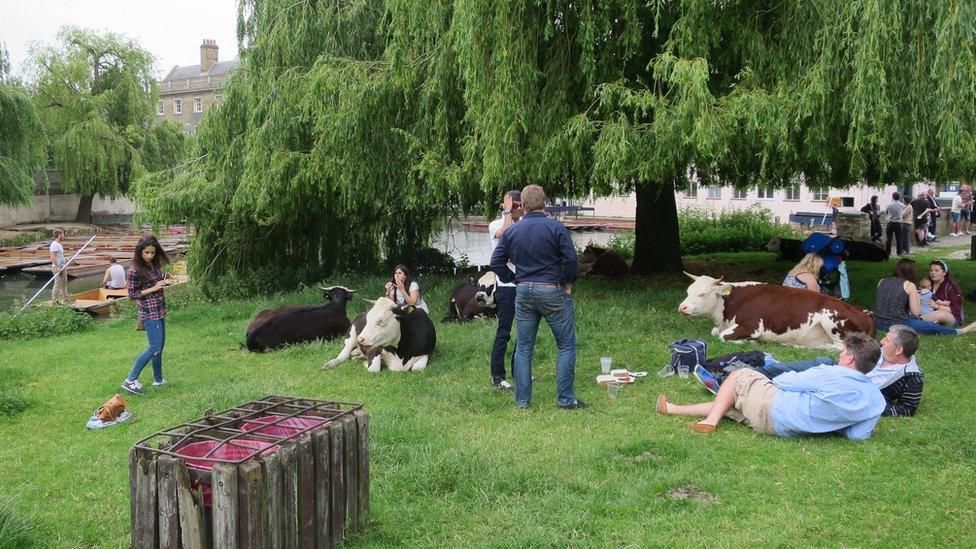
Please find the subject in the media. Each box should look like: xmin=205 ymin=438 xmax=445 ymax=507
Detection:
xmin=657 ymin=333 xmax=886 ymax=439
xmin=490 ymin=185 xmax=586 ymax=410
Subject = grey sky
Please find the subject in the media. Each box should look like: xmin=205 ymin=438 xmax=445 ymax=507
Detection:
xmin=0 ymin=0 xmax=239 ymax=79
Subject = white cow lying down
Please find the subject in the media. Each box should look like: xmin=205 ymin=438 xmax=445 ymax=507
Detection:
xmin=323 ymin=297 xmax=437 ymax=372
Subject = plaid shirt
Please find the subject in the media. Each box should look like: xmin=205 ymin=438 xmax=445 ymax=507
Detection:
xmin=127 ymin=266 xmax=167 ymax=320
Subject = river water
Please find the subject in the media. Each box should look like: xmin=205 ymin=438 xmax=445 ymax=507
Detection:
xmin=0 ymin=224 xmax=619 ymax=310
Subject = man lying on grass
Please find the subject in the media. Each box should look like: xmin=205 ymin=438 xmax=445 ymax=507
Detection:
xmin=657 ymin=333 xmax=885 ymax=439
xmin=694 ymin=325 xmax=923 ymax=417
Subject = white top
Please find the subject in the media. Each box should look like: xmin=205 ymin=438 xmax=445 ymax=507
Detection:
xmin=488 ymin=216 xmax=516 ymax=287
xmin=952 ymin=194 xmax=964 ymax=213
xmin=106 ymin=264 xmax=126 ymax=289
xmin=49 ymin=240 xmax=65 ymax=267
xmin=393 ymin=281 xmax=428 ymax=313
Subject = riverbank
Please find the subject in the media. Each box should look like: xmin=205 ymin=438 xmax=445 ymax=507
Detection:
xmin=2 ymin=250 xmax=975 ymax=545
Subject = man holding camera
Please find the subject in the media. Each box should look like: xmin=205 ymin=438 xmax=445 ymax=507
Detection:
xmin=487 ymin=190 xmax=523 ymax=390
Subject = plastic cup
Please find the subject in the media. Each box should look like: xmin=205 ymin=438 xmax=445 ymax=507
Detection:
xmin=600 ymin=357 xmax=612 ymax=375
xmin=607 ymin=381 xmax=621 ymax=400
xmin=657 ymin=365 xmax=673 ymax=378
xmin=677 ymin=364 xmax=691 ymax=379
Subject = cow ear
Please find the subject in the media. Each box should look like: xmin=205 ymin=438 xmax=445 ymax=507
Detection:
xmin=719 ymin=285 xmax=732 ymax=296
xmin=683 ymin=271 xmax=700 ymax=281
xmin=391 ymin=305 xmax=407 ymax=317
xmin=469 ymin=276 xmax=476 ymax=285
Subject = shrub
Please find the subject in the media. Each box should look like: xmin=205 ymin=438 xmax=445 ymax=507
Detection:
xmin=606 ymin=205 xmax=797 ymax=258
xmin=0 ymin=307 xmax=92 ymax=341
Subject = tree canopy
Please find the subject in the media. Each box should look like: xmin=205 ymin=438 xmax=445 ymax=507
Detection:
xmin=137 ymin=0 xmax=976 ymax=291
xmin=0 ymin=42 xmax=46 ymax=206
xmin=27 ymin=26 xmax=185 ymax=221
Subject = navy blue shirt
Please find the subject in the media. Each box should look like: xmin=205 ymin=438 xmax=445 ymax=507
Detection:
xmin=490 ymin=211 xmax=578 ymax=285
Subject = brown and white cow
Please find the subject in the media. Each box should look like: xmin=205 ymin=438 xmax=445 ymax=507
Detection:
xmin=323 ymin=297 xmax=436 ymax=372
xmin=678 ymin=273 xmax=875 ymax=350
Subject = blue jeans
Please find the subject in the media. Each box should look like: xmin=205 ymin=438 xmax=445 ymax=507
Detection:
xmin=490 ymin=286 xmax=517 ymax=380
xmin=759 ymin=357 xmax=836 ymax=379
xmin=876 ymin=318 xmax=957 ymax=335
xmin=514 ymin=284 xmax=577 ymax=407
xmin=128 ymin=318 xmax=165 ymax=382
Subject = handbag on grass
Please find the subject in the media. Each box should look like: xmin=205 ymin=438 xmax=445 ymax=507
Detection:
xmin=136 ymin=318 xmax=145 ymax=331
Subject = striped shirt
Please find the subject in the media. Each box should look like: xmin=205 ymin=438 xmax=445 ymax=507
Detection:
xmin=127 ymin=267 xmax=167 ymax=321
xmin=867 ymin=356 xmax=924 ymax=417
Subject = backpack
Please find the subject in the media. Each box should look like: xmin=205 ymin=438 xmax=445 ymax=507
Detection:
xmin=668 ymin=339 xmax=707 ymax=374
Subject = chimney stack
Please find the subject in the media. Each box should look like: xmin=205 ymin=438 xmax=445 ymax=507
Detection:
xmin=200 ymin=39 xmax=218 ymax=72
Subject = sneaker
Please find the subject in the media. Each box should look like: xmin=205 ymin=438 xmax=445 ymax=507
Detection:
xmin=694 ymin=365 xmax=721 ymax=395
xmin=559 ymin=399 xmax=589 ymax=410
xmin=121 ymin=379 xmax=143 ymax=395
xmin=152 ymin=379 xmax=166 ymax=387
xmin=491 ymin=378 xmax=513 ymax=391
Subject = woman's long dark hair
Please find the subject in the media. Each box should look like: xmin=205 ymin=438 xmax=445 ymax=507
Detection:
xmin=892 ymin=258 xmax=917 ymax=282
xmin=132 ymin=235 xmax=170 ymax=281
xmin=391 ymin=264 xmax=416 ymax=299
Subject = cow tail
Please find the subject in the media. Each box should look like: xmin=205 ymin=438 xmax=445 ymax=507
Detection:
xmin=442 ymin=299 xmax=460 ymax=323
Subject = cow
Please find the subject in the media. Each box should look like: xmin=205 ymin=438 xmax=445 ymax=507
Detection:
xmin=678 ymin=273 xmax=875 ymax=350
xmin=579 ymin=244 xmax=629 ymax=277
xmin=766 ymin=236 xmax=888 ymax=262
xmin=323 ymin=297 xmax=436 ymax=372
xmin=245 ymin=286 xmax=356 ymax=352
xmin=444 ymin=271 xmax=498 ymax=322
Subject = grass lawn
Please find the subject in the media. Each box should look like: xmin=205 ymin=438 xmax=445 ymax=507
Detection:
xmin=2 ymin=249 xmax=976 ymax=546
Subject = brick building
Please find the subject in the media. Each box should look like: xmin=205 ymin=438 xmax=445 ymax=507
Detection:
xmin=157 ymin=39 xmax=238 ymax=133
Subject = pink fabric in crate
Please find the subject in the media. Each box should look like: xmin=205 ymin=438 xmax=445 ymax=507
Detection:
xmin=174 ymin=438 xmax=280 ymax=506
xmin=240 ymin=415 xmax=327 ymax=438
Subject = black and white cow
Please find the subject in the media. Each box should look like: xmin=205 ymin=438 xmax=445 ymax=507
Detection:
xmin=323 ymin=297 xmax=436 ymax=372
xmin=444 ymin=271 xmax=498 ymax=322
xmin=245 ymin=286 xmax=356 ymax=352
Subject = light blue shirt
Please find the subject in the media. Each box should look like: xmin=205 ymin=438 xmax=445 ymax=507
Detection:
xmin=770 ymin=365 xmax=886 ymax=441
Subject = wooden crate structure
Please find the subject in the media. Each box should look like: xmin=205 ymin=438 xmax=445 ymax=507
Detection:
xmin=130 ymin=396 xmax=369 ymax=548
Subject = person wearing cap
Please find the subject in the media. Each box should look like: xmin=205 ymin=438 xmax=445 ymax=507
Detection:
xmin=490 ymin=184 xmax=586 ymax=410
xmin=487 ymin=190 xmax=523 ymax=391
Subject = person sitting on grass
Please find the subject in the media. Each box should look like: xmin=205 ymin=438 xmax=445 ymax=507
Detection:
xmin=782 ymin=253 xmax=822 ymax=292
xmin=657 ymin=333 xmax=886 ymax=439
xmin=694 ymin=325 xmax=924 ymax=417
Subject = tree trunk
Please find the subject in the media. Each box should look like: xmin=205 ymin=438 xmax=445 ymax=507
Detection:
xmin=75 ymin=194 xmax=94 ymax=223
xmin=630 ymin=180 xmax=683 ymax=275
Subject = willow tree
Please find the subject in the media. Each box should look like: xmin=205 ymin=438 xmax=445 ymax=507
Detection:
xmin=137 ymin=1 xmax=976 ymax=291
xmin=0 ymin=42 xmax=46 ymax=206
xmin=27 ymin=27 xmax=184 ymax=222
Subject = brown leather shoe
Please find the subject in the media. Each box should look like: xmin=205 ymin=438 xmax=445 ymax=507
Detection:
xmin=656 ymin=394 xmax=668 ymax=415
xmin=689 ymin=421 xmax=716 ymax=434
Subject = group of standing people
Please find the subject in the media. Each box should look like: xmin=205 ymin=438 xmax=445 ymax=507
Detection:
xmin=879 ymin=190 xmax=940 ymax=256
xmin=949 ymin=184 xmax=973 ymax=237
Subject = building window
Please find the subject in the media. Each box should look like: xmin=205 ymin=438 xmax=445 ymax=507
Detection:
xmin=812 ymin=188 xmax=829 ymax=201
xmin=173 ymin=99 xmax=182 ymax=115
xmin=757 ymin=187 xmax=774 ymax=199
xmin=707 ymin=185 xmax=722 ymax=199
xmin=684 ymin=184 xmax=697 ymax=198
xmin=732 ymin=188 xmax=748 ymax=199
xmin=193 ymin=97 xmax=203 ymax=113
xmin=156 ymin=100 xmax=164 ymax=116
xmin=785 ymin=185 xmax=800 ymax=201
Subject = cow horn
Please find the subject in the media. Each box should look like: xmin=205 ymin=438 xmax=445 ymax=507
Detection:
xmin=362 ymin=298 xmax=377 ymax=304
xmin=713 ymin=276 xmax=725 ymax=284
xmin=683 ymin=271 xmax=700 ymax=281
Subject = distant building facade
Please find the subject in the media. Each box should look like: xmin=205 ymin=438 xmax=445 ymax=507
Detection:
xmin=157 ymin=39 xmax=238 ymax=133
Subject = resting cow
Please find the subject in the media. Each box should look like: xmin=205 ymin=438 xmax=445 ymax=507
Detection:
xmin=678 ymin=273 xmax=875 ymax=350
xmin=444 ymin=271 xmax=498 ymax=322
xmin=323 ymin=297 xmax=436 ymax=372
xmin=245 ymin=286 xmax=356 ymax=352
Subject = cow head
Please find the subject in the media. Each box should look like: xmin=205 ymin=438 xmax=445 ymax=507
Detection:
xmin=320 ymin=285 xmax=356 ymax=305
xmin=474 ymin=271 xmax=498 ymax=307
xmin=678 ymin=272 xmax=731 ymax=316
xmin=356 ymin=297 xmax=403 ymax=350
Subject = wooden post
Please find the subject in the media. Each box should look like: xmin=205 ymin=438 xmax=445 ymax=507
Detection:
xmin=970 ymin=234 xmax=975 ymax=261
xmin=261 ymin=452 xmax=285 ymax=549
xmin=295 ymin=436 xmax=316 ymax=549
xmin=279 ymin=442 xmax=299 ymax=547
xmin=212 ymin=462 xmax=240 ymax=549
xmin=353 ymin=409 xmax=370 ymax=528
xmin=238 ymin=459 xmax=267 ymax=548
xmin=343 ymin=416 xmax=358 ymax=530
xmin=157 ymin=456 xmax=181 ymax=549
xmin=311 ymin=429 xmax=332 ymax=548
xmin=175 ymin=464 xmax=209 ymax=549
xmin=329 ymin=420 xmax=345 ymax=541
xmin=129 ymin=447 xmax=158 ymax=548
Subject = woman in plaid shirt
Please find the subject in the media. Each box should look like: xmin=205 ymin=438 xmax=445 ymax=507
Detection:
xmin=121 ymin=236 xmax=172 ymax=395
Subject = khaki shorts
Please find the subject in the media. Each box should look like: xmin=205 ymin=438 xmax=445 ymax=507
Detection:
xmin=724 ymin=369 xmax=778 ymax=435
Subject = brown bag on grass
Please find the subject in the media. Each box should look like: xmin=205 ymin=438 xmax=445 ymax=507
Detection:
xmin=97 ymin=394 xmax=127 ymax=422
xmin=136 ymin=318 xmax=144 ymax=331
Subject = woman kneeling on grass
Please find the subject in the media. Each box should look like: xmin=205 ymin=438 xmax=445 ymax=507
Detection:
xmin=122 ymin=236 xmax=172 ymax=395
xmin=874 ymin=258 xmax=976 ymax=335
